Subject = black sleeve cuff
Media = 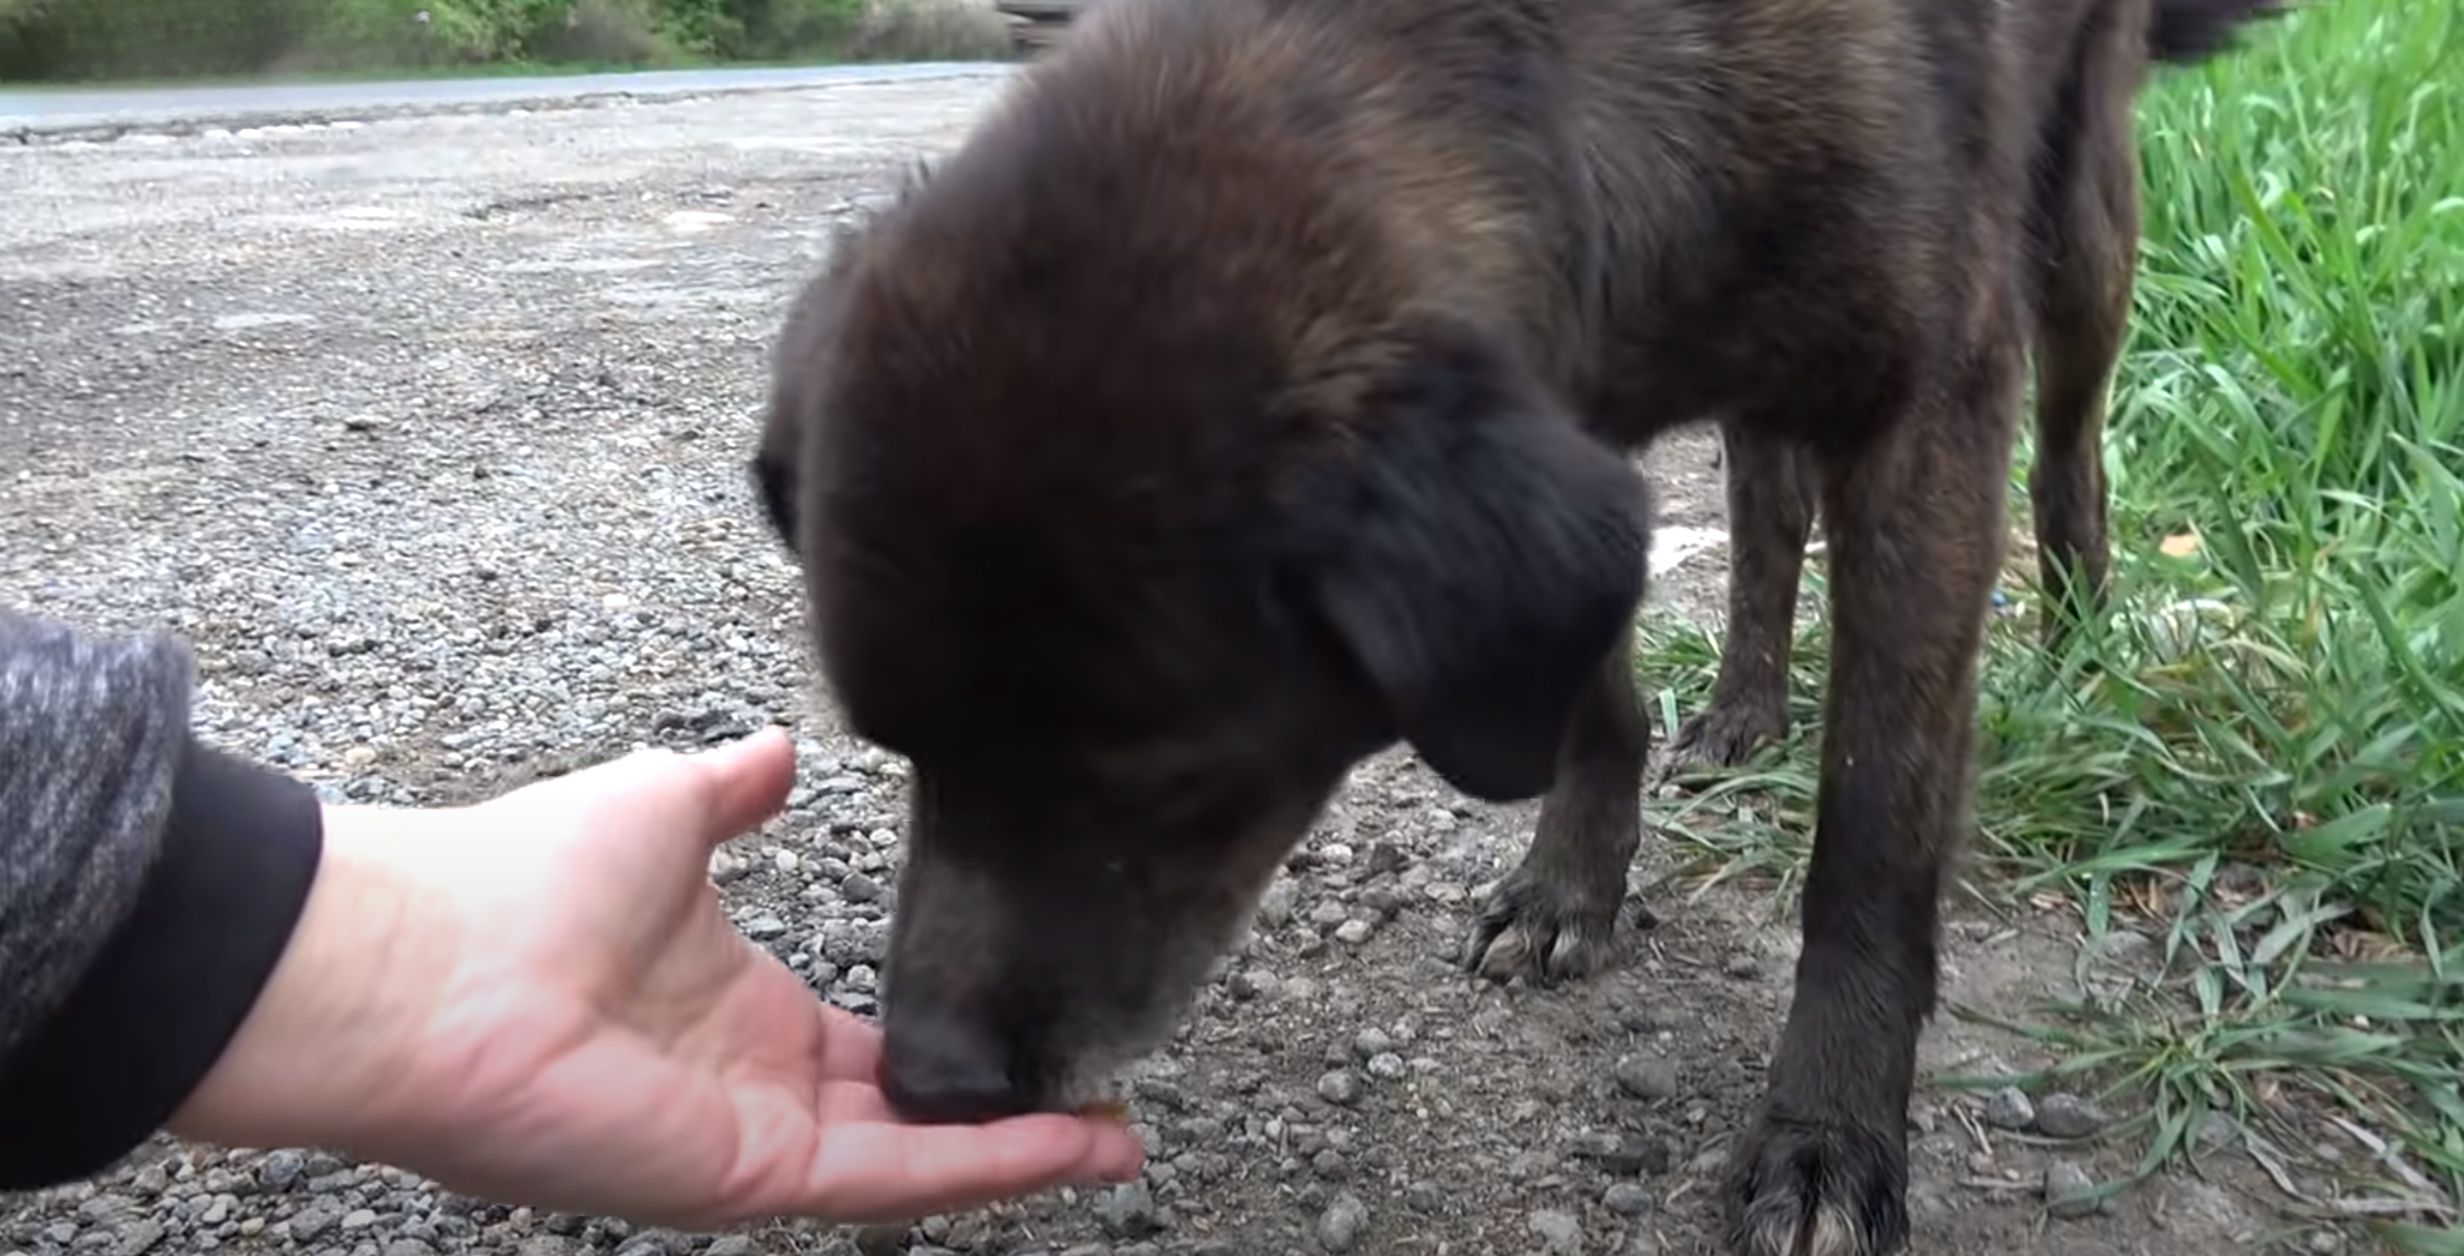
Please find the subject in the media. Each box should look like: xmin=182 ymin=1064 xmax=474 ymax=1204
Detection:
xmin=0 ymin=738 xmax=325 ymax=1188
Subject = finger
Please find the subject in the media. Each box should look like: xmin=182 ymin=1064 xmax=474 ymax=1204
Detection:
xmin=800 ymin=1113 xmax=1145 ymax=1223
xmin=679 ymin=725 xmax=798 ymax=848
xmin=808 ymin=1003 xmax=887 ymax=1085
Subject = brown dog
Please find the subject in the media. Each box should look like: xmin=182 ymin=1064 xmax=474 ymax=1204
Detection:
xmin=750 ymin=0 xmax=2276 ymax=1250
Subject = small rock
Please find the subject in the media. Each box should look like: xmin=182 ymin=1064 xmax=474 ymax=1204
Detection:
xmin=1317 ymin=1193 xmax=1369 ymax=1253
xmin=1365 ymin=1052 xmax=1407 ymax=1081
xmin=708 ymin=849 xmax=754 ymax=885
xmin=1097 ymin=1182 xmax=1164 ymax=1239
xmin=1527 ymin=1208 xmax=1583 ymax=1254
xmin=2034 ymin=1093 xmax=2108 ymax=1139
xmin=290 ymin=1205 xmax=342 ymax=1242
xmin=742 ymin=914 xmax=788 ymax=941
xmin=1258 ymin=881 xmax=1298 ymax=928
xmin=1982 ymin=1087 xmax=2036 ymax=1131
xmin=2195 ymin=1112 xmax=2237 ymax=1150
xmin=385 ymin=1242 xmax=437 ymax=1256
xmin=1317 ymin=1071 xmax=1362 ymax=1107
xmin=1722 ymin=952 xmax=1761 ymax=979
xmin=840 ymin=872 xmax=883 ymax=903
xmin=852 ymin=1226 xmax=905 ymax=1256
xmin=258 ymin=1150 xmax=306 ymax=1192
xmin=112 ymin=1222 xmax=165 ymax=1256
xmin=1354 ymin=1028 xmax=1394 ymax=1060
xmin=1614 ymin=1053 xmax=1680 ymax=1101
xmin=2043 ymin=1160 xmax=2101 ymax=1218
xmin=1333 ymin=919 xmax=1374 ymax=946
xmin=340 ymin=1210 xmax=378 ymax=1233
xmin=1602 ymin=1182 xmax=1652 ymax=1216
xmin=1232 ymin=970 xmax=1281 ymax=1001
xmin=1406 ymin=1180 xmax=1445 ymax=1213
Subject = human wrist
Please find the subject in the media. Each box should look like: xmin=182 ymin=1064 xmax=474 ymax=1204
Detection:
xmin=167 ymin=804 xmax=446 ymax=1159
xmin=0 ymin=740 xmax=326 ymax=1188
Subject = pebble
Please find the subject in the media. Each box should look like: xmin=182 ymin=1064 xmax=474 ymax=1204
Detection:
xmin=2043 ymin=1160 xmax=2101 ymax=1218
xmin=1406 ymin=1180 xmax=1446 ymax=1213
xmin=1232 ymin=970 xmax=1282 ymax=1001
xmin=1603 ymin=1182 xmax=1653 ymax=1216
xmin=1096 ymin=1182 xmax=1164 ymax=1239
xmin=1614 ymin=1053 xmax=1680 ymax=1101
xmin=1258 ymin=880 xmax=1299 ymax=928
xmin=1722 ymin=952 xmax=1762 ymax=979
xmin=741 ymin=914 xmax=788 ymax=941
xmin=1365 ymin=1052 xmax=1407 ymax=1081
xmin=1317 ymin=1192 xmax=1369 ymax=1253
xmin=1353 ymin=1028 xmax=1394 ymax=1060
xmin=2034 ymin=1093 xmax=2108 ymax=1138
xmin=1528 ymin=1208 xmax=1584 ymax=1254
xmin=840 ymin=872 xmax=884 ymax=903
xmin=289 ymin=1204 xmax=342 ymax=1242
xmin=1334 ymin=919 xmax=1375 ymax=946
xmin=1317 ymin=1071 xmax=1362 ymax=1106
xmin=257 ymin=1151 xmax=306 ymax=1192
xmin=111 ymin=1222 xmax=165 ymax=1256
xmin=1983 ymin=1086 xmax=2036 ymax=1131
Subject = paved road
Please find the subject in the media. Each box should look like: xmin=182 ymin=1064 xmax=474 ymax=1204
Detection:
xmin=0 ymin=61 xmax=1012 ymax=135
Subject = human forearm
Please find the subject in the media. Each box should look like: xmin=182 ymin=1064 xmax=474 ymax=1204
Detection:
xmin=0 ymin=609 xmax=323 ymax=1188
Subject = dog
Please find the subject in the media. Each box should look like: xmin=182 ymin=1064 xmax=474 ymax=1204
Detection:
xmin=750 ymin=0 xmax=2277 ymax=1249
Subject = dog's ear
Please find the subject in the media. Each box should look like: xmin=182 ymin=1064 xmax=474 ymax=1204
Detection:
xmin=1289 ymin=324 xmax=1649 ymax=802
xmin=751 ymin=403 xmax=800 ymax=554
xmin=750 ymin=263 xmax=862 ymax=556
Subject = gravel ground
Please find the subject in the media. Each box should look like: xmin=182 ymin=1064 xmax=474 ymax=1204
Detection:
xmin=2 ymin=77 xmax=2332 ymax=1256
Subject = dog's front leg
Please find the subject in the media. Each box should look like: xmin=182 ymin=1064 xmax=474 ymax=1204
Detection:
xmin=1721 ymin=348 xmax=2020 ymax=1256
xmin=1462 ymin=620 xmax=1649 ymax=984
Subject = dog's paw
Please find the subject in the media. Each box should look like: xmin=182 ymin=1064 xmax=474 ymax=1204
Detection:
xmin=1462 ymin=865 xmax=1621 ymax=985
xmin=1660 ymin=695 xmax=1788 ymax=784
xmin=1722 ymin=1111 xmax=1909 ymax=1256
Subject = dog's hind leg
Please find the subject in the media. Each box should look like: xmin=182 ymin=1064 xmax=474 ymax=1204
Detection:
xmin=1665 ymin=418 xmax=1821 ymax=776
xmin=1463 ymin=620 xmax=1648 ymax=984
xmin=2027 ymin=6 xmax=2141 ymax=650
xmin=1721 ymin=340 xmax=2022 ymax=1256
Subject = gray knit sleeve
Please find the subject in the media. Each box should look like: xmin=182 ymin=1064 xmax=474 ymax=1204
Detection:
xmin=0 ymin=607 xmax=195 ymax=1065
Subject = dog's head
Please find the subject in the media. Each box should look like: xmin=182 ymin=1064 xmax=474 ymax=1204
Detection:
xmin=752 ymin=3 xmax=1649 ymax=1122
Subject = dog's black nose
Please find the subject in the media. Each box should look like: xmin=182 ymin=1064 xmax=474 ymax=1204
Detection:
xmin=880 ymin=1012 xmax=1033 ymax=1124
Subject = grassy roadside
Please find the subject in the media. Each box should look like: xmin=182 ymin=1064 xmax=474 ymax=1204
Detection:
xmin=1639 ymin=0 xmax=2463 ymax=1249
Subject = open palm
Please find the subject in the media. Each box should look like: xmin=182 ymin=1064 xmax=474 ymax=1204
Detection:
xmin=175 ymin=729 xmax=1140 ymax=1230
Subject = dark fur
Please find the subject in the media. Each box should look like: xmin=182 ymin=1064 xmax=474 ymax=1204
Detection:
xmin=750 ymin=0 xmax=2278 ymax=1249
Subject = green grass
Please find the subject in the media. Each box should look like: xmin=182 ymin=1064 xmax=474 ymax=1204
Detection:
xmin=1638 ymin=0 xmax=2463 ymax=1246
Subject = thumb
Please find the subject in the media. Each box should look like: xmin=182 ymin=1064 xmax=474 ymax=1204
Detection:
xmin=675 ymin=725 xmax=800 ymax=848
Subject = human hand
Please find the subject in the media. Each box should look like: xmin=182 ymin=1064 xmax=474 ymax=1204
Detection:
xmin=170 ymin=728 xmax=1143 ymax=1228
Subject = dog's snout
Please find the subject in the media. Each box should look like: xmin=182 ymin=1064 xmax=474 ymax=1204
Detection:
xmin=881 ymin=1010 xmax=1034 ymax=1124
